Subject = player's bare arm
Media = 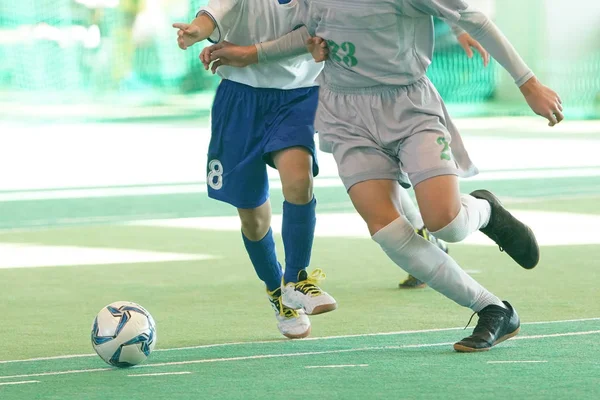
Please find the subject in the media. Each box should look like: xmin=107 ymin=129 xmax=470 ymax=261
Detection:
xmin=200 ymin=41 xmax=259 ymax=73
xmin=454 ymin=7 xmax=563 ymax=126
xmin=200 ymin=26 xmax=326 ymax=73
xmin=172 ymin=14 xmax=216 ymax=50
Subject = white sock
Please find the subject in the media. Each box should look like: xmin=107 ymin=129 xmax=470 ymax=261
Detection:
xmin=432 ymin=195 xmax=492 ymax=243
xmin=398 ymin=187 xmax=424 ymax=229
xmin=372 ymin=216 xmax=504 ymax=312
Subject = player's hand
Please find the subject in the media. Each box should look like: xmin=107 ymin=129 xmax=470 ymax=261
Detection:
xmin=306 ymin=37 xmax=328 ymax=63
xmin=457 ymin=33 xmax=489 ymax=67
xmin=172 ymin=22 xmax=204 ymax=50
xmin=520 ymin=77 xmax=564 ymax=126
xmin=201 ymin=41 xmax=258 ymax=73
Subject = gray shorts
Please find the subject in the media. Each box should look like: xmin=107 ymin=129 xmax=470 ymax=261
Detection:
xmin=316 ymin=76 xmax=479 ymax=190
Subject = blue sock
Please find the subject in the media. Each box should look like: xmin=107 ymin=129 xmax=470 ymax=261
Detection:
xmin=242 ymin=228 xmax=282 ymax=291
xmin=282 ymin=197 xmax=317 ymax=283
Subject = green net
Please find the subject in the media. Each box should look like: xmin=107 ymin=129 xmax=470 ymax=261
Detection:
xmin=0 ymin=1 xmax=599 ymax=118
xmin=0 ymin=0 xmax=219 ymax=102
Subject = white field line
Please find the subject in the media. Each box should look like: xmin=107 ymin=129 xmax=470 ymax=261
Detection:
xmin=1 ymin=330 xmax=599 ymax=381
xmin=1 ymin=317 xmax=599 ymax=365
xmin=511 ymin=330 xmax=600 ymax=340
xmin=2 ymin=167 xmax=600 ymax=201
xmin=0 ymin=380 xmax=40 ymax=386
xmin=305 ymin=364 xmax=369 ymax=369
xmin=128 ymin=372 xmax=192 ymax=377
xmin=487 ymin=361 xmax=548 ymax=364
xmin=0 ymin=368 xmax=113 ymax=380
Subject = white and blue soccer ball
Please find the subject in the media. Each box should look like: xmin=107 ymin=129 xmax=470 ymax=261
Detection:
xmin=91 ymin=301 xmax=157 ymax=368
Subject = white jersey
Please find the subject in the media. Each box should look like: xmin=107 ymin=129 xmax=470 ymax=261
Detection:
xmin=198 ymin=0 xmax=322 ymax=90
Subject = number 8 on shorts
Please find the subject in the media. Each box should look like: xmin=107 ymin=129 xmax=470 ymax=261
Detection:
xmin=207 ymin=159 xmax=223 ymax=190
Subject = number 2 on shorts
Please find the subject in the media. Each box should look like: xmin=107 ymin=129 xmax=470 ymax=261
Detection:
xmin=436 ymin=137 xmax=452 ymax=161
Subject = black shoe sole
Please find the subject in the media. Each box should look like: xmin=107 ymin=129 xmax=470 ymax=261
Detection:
xmin=453 ymin=326 xmax=521 ymax=353
xmin=471 ymin=190 xmax=540 ymax=269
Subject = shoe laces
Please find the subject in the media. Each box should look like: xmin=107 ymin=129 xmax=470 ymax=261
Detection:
xmin=268 ymin=289 xmax=299 ymax=318
xmin=295 ymin=268 xmax=326 ymax=297
xmin=463 ymin=307 xmax=506 ymax=334
xmin=463 ymin=312 xmax=477 ymax=330
xmin=490 ymin=222 xmax=519 ymax=253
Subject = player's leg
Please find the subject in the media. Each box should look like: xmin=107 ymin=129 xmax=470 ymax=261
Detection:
xmin=208 ymin=79 xmax=310 ymax=338
xmin=320 ymin=85 xmax=519 ymax=351
xmin=328 ymin=135 xmax=502 ymax=312
xmin=398 ymin=129 xmax=526 ymax=350
xmin=346 ymin=178 xmax=519 ymax=352
xmin=397 ymin=186 xmax=423 ymax=228
xmin=264 ymin=86 xmax=336 ymax=315
xmin=237 ymin=200 xmax=280 ymax=291
xmin=237 ymin=201 xmax=311 ymax=338
xmin=396 ymin=186 xmax=449 ymax=289
xmin=272 ymin=146 xmax=315 ymax=284
xmin=404 ymin=134 xmax=540 ymax=270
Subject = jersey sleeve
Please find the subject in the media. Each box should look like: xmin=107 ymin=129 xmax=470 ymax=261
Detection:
xmin=400 ymin=0 xmax=469 ymax=23
xmin=197 ymin=0 xmax=240 ymax=43
xmin=449 ymin=22 xmax=466 ymax=37
xmin=454 ymin=6 xmax=534 ymax=86
xmin=285 ymin=0 xmax=313 ymax=33
xmin=257 ymin=26 xmax=311 ymax=63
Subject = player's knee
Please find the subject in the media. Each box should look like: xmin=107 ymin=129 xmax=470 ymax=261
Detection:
xmin=365 ymin=214 xmax=401 ymax=237
xmin=426 ymin=208 xmax=468 ymax=243
xmin=423 ymin=209 xmax=459 ymax=236
xmin=239 ymin=214 xmax=271 ymax=241
xmin=433 ymin=225 xmax=468 ymax=243
xmin=281 ymin=172 xmax=313 ymax=205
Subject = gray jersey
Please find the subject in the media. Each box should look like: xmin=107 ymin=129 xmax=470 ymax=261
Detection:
xmin=297 ymin=0 xmax=532 ymax=91
xmin=297 ymin=0 xmax=466 ymax=89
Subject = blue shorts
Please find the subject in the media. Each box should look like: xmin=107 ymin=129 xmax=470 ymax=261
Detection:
xmin=206 ymin=79 xmax=320 ymax=209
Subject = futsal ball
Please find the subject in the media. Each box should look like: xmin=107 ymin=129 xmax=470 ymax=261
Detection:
xmin=91 ymin=301 xmax=157 ymax=368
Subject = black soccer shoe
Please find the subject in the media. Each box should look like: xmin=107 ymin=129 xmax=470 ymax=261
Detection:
xmin=471 ymin=189 xmax=540 ymax=269
xmin=454 ymin=301 xmax=520 ymax=352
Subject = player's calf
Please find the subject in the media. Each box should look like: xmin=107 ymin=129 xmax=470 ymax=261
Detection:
xmin=399 ymin=228 xmax=448 ymax=289
xmin=238 ymin=201 xmax=272 ymax=241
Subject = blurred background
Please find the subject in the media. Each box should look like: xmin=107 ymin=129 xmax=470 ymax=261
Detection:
xmin=0 ymin=0 xmax=598 ymax=119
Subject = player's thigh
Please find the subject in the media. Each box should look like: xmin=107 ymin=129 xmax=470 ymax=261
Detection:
xmin=399 ymin=130 xmax=462 ymax=232
xmin=264 ymin=86 xmax=319 ymax=204
xmin=208 ymin=80 xmax=269 ymax=209
xmin=237 ymin=200 xmax=272 ymax=241
xmin=272 ymin=146 xmax=314 ymax=205
xmin=330 ymin=138 xmax=404 ymax=235
xmin=348 ymin=179 xmax=403 ymax=236
xmin=331 ymin=137 xmax=403 ymax=193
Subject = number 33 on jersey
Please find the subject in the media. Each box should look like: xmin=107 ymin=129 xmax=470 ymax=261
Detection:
xmin=326 ymin=40 xmax=358 ymax=68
